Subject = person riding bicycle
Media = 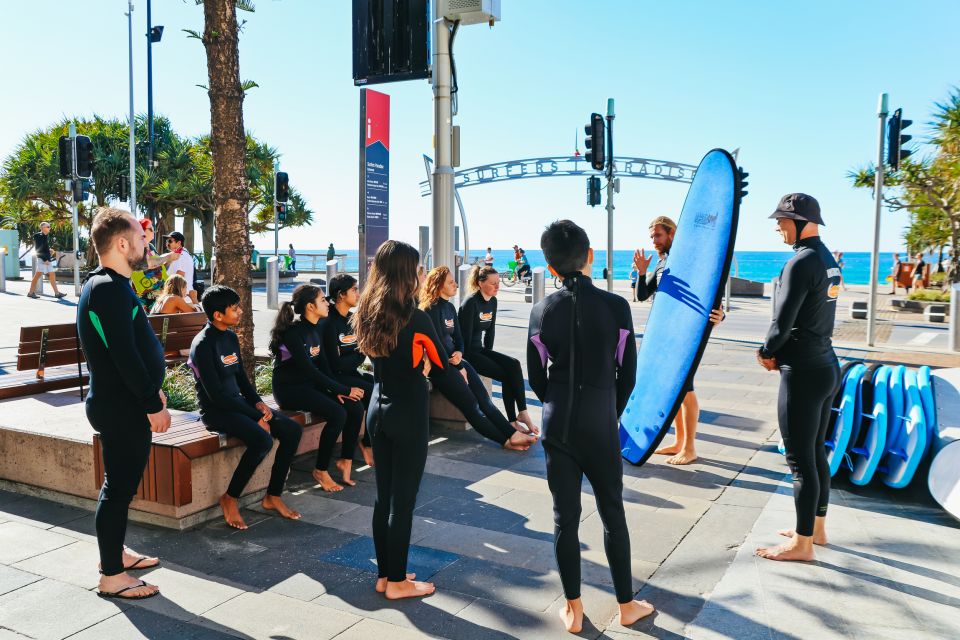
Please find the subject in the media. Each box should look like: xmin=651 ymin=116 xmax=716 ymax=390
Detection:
xmin=516 ymin=249 xmax=532 ymax=283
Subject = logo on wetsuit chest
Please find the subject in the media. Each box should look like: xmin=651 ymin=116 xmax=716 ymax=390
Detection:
xmin=309 ymin=345 xmax=321 ymax=357
xmin=339 ymin=333 xmax=357 ymax=347
xmin=827 ymin=284 xmax=840 ymax=300
xmin=479 ymin=312 xmax=493 ymax=322
xmin=444 ymin=318 xmax=455 ymax=328
xmin=221 ymin=353 xmax=239 ymax=366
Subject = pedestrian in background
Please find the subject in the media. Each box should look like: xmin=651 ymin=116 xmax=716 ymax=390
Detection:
xmin=26 ymin=222 xmax=66 ymax=299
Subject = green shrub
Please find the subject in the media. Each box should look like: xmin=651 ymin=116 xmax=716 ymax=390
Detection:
xmin=907 ymin=289 xmax=951 ymax=302
xmin=255 ymin=361 xmax=273 ymax=396
xmin=930 ymin=271 xmax=946 ymax=285
xmin=162 ymin=363 xmax=199 ymax=411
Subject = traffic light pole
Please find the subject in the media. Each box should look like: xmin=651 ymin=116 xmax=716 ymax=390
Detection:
xmin=127 ymin=1 xmax=137 ymax=215
xmin=431 ymin=8 xmax=455 ymax=274
xmin=867 ymin=92 xmax=888 ymax=347
xmin=69 ymin=123 xmax=81 ymax=297
xmin=605 ymin=99 xmax=615 ymax=292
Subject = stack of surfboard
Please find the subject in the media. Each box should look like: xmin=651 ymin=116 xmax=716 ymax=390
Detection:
xmin=777 ymin=364 xmax=943 ymax=490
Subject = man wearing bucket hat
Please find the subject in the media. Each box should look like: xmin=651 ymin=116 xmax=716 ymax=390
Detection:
xmin=755 ymin=193 xmax=841 ymax=562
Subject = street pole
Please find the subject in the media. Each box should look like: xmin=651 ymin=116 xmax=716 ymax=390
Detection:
xmin=146 ymin=0 xmax=155 ymax=225
xmin=273 ymin=163 xmax=280 ymax=258
xmin=69 ymin=123 xmax=81 ymax=296
xmin=605 ymin=98 xmax=615 ymax=292
xmin=431 ymin=8 xmax=455 ymax=273
xmin=127 ymin=1 xmax=137 ymax=215
xmin=867 ymin=93 xmax=888 ymax=347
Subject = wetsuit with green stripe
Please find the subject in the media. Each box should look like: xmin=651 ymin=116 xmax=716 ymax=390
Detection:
xmin=77 ymin=266 xmax=166 ymax=577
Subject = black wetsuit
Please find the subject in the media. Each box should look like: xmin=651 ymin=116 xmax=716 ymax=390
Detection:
xmin=273 ymin=318 xmax=363 ymax=471
xmin=78 ymin=267 xmax=166 ymax=577
xmin=368 ymin=308 xmax=447 ymax=582
xmin=33 ymin=232 xmax=52 ymax=261
xmin=425 ymin=299 xmax=516 ymax=446
xmin=189 ymin=324 xmax=301 ymax=499
xmin=324 ymin=306 xmax=373 ymax=448
xmin=459 ymin=291 xmax=527 ymax=422
xmin=527 ymin=275 xmax=637 ymax=603
xmin=760 ymin=236 xmax=841 ymax=537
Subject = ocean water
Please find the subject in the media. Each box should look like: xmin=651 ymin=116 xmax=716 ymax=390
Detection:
xmin=276 ymin=248 xmax=920 ymax=286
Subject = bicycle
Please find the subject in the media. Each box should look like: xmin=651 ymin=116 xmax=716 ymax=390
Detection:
xmin=500 ymin=260 xmax=533 ymax=288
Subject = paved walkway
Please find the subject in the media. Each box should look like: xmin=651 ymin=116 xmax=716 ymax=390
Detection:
xmin=0 ymin=276 xmax=958 ymax=638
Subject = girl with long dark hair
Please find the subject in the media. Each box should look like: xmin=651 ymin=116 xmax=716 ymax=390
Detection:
xmin=420 ymin=266 xmax=537 ymax=450
xmin=270 ymin=284 xmax=366 ymax=492
xmin=324 ymin=274 xmax=375 ymax=467
xmin=353 ymin=240 xmax=445 ymax=600
xmin=459 ymin=265 xmax=539 ymax=435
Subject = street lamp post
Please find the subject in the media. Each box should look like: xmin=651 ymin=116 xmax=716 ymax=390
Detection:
xmin=126 ymin=1 xmax=137 ymax=215
xmin=146 ymin=0 xmax=162 ymax=225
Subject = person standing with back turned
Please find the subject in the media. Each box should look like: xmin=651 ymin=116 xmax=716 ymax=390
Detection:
xmin=755 ymin=193 xmax=841 ymax=562
xmin=78 ymin=207 xmax=171 ymax=600
xmin=528 ymin=220 xmax=654 ymax=633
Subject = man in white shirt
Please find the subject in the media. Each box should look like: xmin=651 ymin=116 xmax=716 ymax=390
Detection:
xmin=484 ymin=247 xmax=494 ymax=267
xmin=164 ymin=231 xmax=197 ymax=304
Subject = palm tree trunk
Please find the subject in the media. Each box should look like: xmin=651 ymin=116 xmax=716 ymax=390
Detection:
xmin=200 ymin=210 xmax=215 ymax=267
xmin=183 ymin=212 xmax=196 ymax=254
xmin=203 ymin=0 xmax=254 ymax=376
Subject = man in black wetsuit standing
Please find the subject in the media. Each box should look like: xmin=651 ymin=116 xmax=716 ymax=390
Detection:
xmin=755 ymin=193 xmax=841 ymax=562
xmin=528 ymin=220 xmax=654 ymax=633
xmin=78 ymin=208 xmax=170 ymax=600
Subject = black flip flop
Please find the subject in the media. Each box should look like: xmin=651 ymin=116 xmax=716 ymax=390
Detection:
xmin=97 ymin=580 xmax=159 ymax=600
xmin=98 ymin=556 xmax=160 ymax=574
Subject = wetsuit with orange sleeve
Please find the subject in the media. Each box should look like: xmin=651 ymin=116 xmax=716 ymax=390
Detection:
xmin=368 ymin=307 xmax=447 ymax=582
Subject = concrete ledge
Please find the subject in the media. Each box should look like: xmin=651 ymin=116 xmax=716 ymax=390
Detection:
xmin=729 ymin=277 xmax=764 ymax=297
xmin=428 ymin=375 xmax=494 ymax=431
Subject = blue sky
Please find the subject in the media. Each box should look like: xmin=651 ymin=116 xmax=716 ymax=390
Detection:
xmin=2 ymin=0 xmax=958 ymax=254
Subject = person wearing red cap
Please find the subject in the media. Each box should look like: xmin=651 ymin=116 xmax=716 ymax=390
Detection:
xmin=131 ymin=219 xmax=176 ymax=308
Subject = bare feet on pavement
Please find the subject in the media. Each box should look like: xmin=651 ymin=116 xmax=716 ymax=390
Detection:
xmin=619 ymin=599 xmax=656 ymax=626
xmin=559 ymin=599 xmax=584 ymax=633
xmin=756 ymin=532 xmax=815 ymax=561
xmin=261 ymin=494 xmax=302 ymax=520
xmin=360 ymin=444 xmax=375 ymax=467
xmin=335 ymin=459 xmax=356 ymax=486
xmin=384 ymin=578 xmax=435 ymax=599
xmin=666 ymin=450 xmax=698 ymax=465
xmin=654 ymin=442 xmax=682 ymax=456
xmin=98 ymin=572 xmax=159 ymax=598
xmin=98 ymin=547 xmax=159 ymax=573
xmin=219 ymin=494 xmax=248 ymax=530
xmin=312 ymin=469 xmax=343 ymax=492
xmin=376 ymin=573 xmax=416 ymax=593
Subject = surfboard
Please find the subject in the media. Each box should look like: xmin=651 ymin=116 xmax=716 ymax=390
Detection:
xmin=931 ymin=368 xmax=960 ymax=453
xmin=881 ymin=368 xmax=928 ymax=489
xmin=826 ymin=363 xmax=866 ymax=477
xmin=847 ymin=363 xmax=881 ymax=455
xmin=929 ymin=440 xmax=960 ymax=522
xmin=917 ymin=366 xmax=936 ymax=440
xmin=619 ymin=149 xmax=743 ymax=465
xmin=848 ymin=365 xmax=889 ymax=486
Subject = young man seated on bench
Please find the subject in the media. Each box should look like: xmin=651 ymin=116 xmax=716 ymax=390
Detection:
xmin=189 ymin=285 xmax=303 ymax=529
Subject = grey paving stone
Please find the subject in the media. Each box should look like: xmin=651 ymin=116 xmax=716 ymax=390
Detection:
xmin=247 ymin=490 xmax=361 ymax=526
xmin=0 ymin=520 xmax=77 ymax=564
xmin=0 ymin=577 xmax=128 ymax=639
xmin=321 ymin=536 xmax=459 ymax=578
xmin=123 ymin=565 xmax=246 ymax=622
xmin=0 ymin=493 xmax=90 ymax=529
xmin=67 ymin=607 xmax=242 ymax=640
xmin=425 ymin=520 xmax=550 ymax=569
xmin=429 ymin=556 xmax=562 ymax=611
xmin=455 ymin=596 xmax=586 ymax=640
xmin=199 ymin=590 xmax=360 ymax=640
xmin=331 ymin=617 xmax=451 ymax=640
xmin=0 ymin=563 xmax=42 ymax=597
xmin=414 ymin=495 xmax=529 ymax=533
xmin=12 ymin=539 xmax=100 ymax=590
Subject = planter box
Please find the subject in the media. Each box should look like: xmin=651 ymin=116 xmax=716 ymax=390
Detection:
xmin=925 ymin=304 xmax=947 ymax=323
xmin=892 ymin=298 xmax=951 ymax=315
xmin=849 ymin=300 xmax=868 ymax=320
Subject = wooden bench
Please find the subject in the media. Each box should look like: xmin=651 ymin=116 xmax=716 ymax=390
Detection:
xmin=91 ymin=399 xmax=328 ymax=511
xmin=1 ymin=312 xmax=207 ymax=400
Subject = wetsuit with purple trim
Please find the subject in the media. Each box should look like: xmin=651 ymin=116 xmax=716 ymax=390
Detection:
xmin=527 ymin=274 xmax=637 ymax=604
xmin=273 ymin=318 xmax=364 ymax=471
xmin=78 ymin=266 xmax=166 ymax=577
xmin=425 ymin=298 xmax=516 ymax=445
xmin=189 ymin=324 xmax=302 ymax=500
xmin=324 ymin=306 xmax=373 ymax=447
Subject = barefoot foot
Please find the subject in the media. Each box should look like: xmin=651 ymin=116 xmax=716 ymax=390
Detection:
xmin=755 ymin=537 xmax=815 ymax=562
xmin=516 ymin=410 xmax=541 ymax=437
xmin=384 ymin=578 xmax=435 ymax=600
xmin=219 ymin=494 xmax=247 ymax=530
xmin=619 ymin=599 xmax=655 ymax=626
xmin=654 ymin=442 xmax=682 ymax=456
xmin=335 ymin=459 xmax=356 ymax=486
xmin=360 ymin=444 xmax=375 ymax=467
xmin=666 ymin=450 xmax=698 ymax=465
xmin=375 ymin=573 xmax=416 ymax=593
xmin=503 ymin=431 xmax=536 ymax=451
xmin=559 ymin=599 xmax=584 ymax=634
xmin=312 ymin=469 xmax=343 ymax=492
xmin=261 ymin=494 xmax=302 ymax=520
xmin=98 ymin=572 xmax=160 ymax=599
xmin=778 ymin=529 xmax=828 ymax=545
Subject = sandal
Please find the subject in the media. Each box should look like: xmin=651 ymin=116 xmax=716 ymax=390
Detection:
xmin=98 ymin=553 xmax=160 ymax=574
xmin=97 ymin=580 xmax=159 ymax=600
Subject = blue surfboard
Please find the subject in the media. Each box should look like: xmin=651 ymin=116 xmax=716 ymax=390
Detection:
xmin=918 ymin=366 xmax=937 ymax=440
xmin=881 ymin=368 xmax=928 ymax=489
xmin=826 ymin=363 xmax=866 ymax=476
xmin=620 ymin=149 xmax=743 ymax=465
xmin=848 ymin=365 xmax=890 ymax=486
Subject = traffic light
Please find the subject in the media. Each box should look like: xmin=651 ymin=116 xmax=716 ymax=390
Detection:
xmin=117 ymin=175 xmax=129 ymax=202
xmin=586 ymin=176 xmax=601 ymax=206
xmin=584 ymin=113 xmax=605 ymax=172
xmin=886 ymin=108 xmax=913 ymax=171
xmin=275 ymin=171 xmax=289 ymax=203
xmin=58 ymin=136 xmax=72 ymax=178
xmin=276 ymin=202 xmax=287 ymax=224
xmin=75 ymin=135 xmax=94 ymax=178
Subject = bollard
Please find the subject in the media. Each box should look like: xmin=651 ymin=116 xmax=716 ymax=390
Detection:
xmin=325 ymin=259 xmax=338 ymax=295
xmin=0 ymin=247 xmax=6 ymax=293
xmin=457 ymin=264 xmax=471 ymax=303
xmin=210 ymin=256 xmax=217 ymax=282
xmin=531 ymin=267 xmax=546 ymax=305
xmin=950 ymin=284 xmax=960 ymax=352
xmin=33 ymin=256 xmax=43 ymax=295
xmin=266 ymin=257 xmax=279 ymax=310
xmin=770 ymin=277 xmax=778 ymax=313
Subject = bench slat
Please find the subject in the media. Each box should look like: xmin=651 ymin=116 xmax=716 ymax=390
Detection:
xmin=20 ymin=324 xmax=78 ymax=342
xmin=17 ymin=349 xmax=86 ymax=371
